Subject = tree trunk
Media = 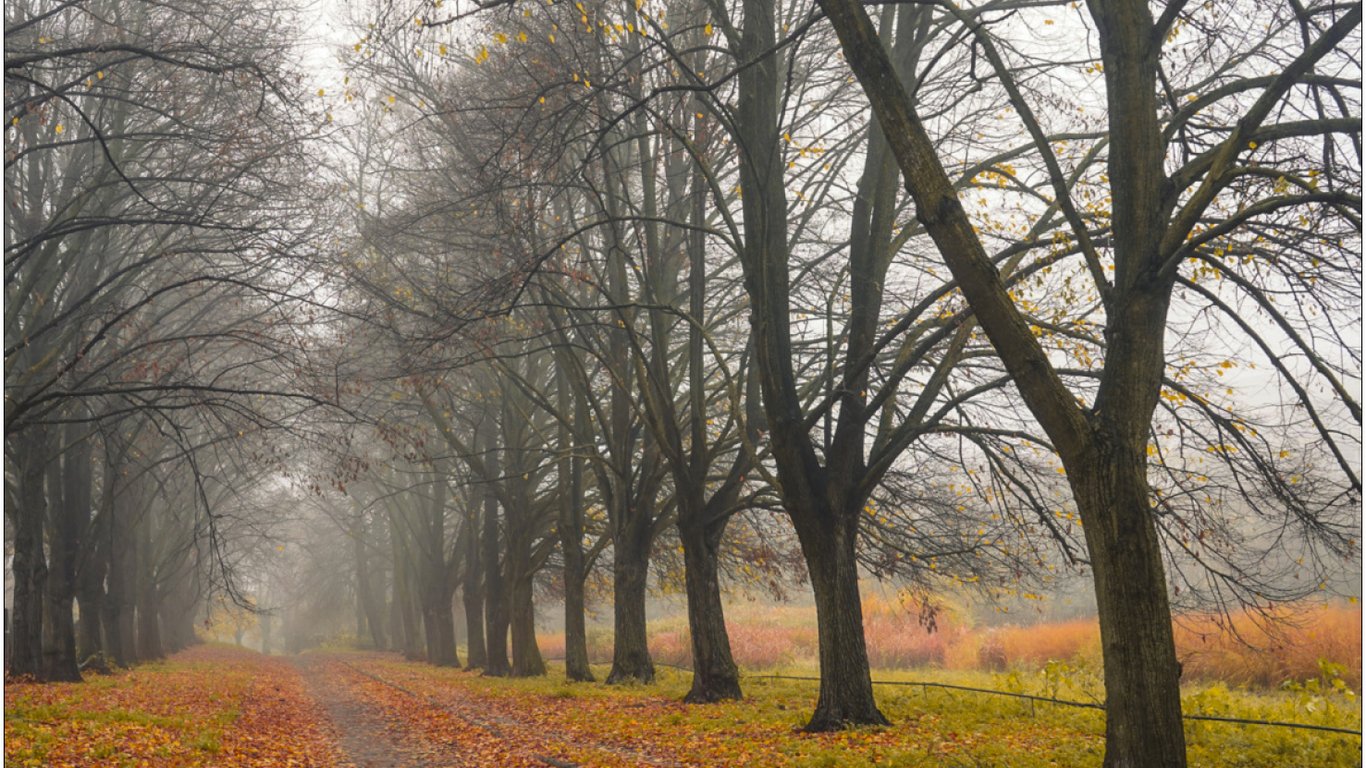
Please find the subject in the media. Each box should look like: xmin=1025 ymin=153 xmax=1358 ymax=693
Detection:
xmin=423 ymin=590 xmax=460 ymax=666
xmin=354 ymin=515 xmax=387 ymax=649
xmin=462 ymin=511 xmax=487 ymax=669
xmin=76 ymin=506 xmax=108 ymax=663
xmin=260 ymin=613 xmax=273 ymax=655
xmin=679 ymin=515 xmax=741 ymax=702
xmin=10 ymin=427 xmax=49 ymax=677
xmin=103 ymin=477 xmax=138 ymax=668
xmin=481 ymin=463 xmax=510 ymax=676
xmin=606 ymin=507 xmax=654 ymax=684
xmin=136 ymin=588 xmax=163 ymax=661
xmin=557 ymin=363 xmax=593 ymax=682
xmin=397 ymin=564 xmax=423 ymax=661
xmin=160 ymin=567 xmax=199 ymax=653
xmin=796 ymin=511 xmax=886 ymax=730
xmin=508 ymin=575 xmax=545 ymax=677
xmin=42 ymin=423 xmax=86 ymax=681
xmin=1073 ymin=434 xmax=1186 ymax=767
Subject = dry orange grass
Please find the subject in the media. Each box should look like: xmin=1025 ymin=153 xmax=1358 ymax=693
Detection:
xmin=532 ymin=600 xmax=1359 ymax=690
xmin=1173 ymin=602 xmax=1361 ymax=688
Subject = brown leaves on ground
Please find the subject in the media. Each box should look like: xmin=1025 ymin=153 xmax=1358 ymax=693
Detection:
xmin=5 ymin=645 xmax=346 ymax=768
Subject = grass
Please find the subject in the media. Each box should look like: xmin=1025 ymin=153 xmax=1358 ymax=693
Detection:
xmin=343 ymin=649 xmax=1361 ymax=768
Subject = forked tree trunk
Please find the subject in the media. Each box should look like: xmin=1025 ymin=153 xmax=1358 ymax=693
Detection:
xmin=679 ymin=516 xmax=740 ymax=702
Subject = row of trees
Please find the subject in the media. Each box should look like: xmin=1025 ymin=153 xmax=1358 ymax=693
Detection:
xmin=313 ymin=2 xmax=1358 ymax=767
xmin=4 ymin=0 xmax=331 ymax=678
xmin=6 ymin=1 xmax=1358 ymax=768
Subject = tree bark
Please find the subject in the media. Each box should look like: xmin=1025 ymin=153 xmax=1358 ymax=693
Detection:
xmin=423 ymin=590 xmax=460 ymax=666
xmin=606 ymin=504 xmax=654 ymax=684
xmin=461 ymin=509 xmax=487 ymax=669
xmin=797 ymin=511 xmax=886 ymax=729
xmin=557 ymin=361 xmax=594 ymax=682
xmin=482 ymin=461 xmax=510 ymax=676
xmin=10 ymin=427 xmax=49 ymax=677
xmin=354 ymin=514 xmax=388 ymax=649
xmin=508 ymin=574 xmax=545 ymax=677
xmin=679 ymin=514 xmax=740 ymax=702
xmin=102 ymin=457 xmax=138 ymax=668
xmin=41 ymin=424 xmax=84 ymax=681
xmin=75 ymin=498 xmax=108 ymax=663
xmin=809 ymin=0 xmax=1195 ymax=759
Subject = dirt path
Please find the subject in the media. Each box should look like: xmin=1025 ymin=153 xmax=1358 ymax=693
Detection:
xmin=294 ymin=654 xmax=451 ymax=768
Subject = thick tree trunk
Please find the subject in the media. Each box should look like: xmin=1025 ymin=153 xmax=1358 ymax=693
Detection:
xmin=160 ymin=569 xmax=199 ymax=653
xmin=134 ymin=501 xmax=163 ymax=662
xmin=103 ymin=502 xmax=138 ymax=667
xmin=354 ymin=516 xmax=387 ymax=649
xmin=679 ymin=516 xmax=741 ymax=702
xmin=482 ymin=475 xmax=510 ymax=676
xmin=508 ymin=575 xmax=544 ymax=677
xmin=1074 ymin=436 xmax=1186 ymax=767
xmin=100 ymin=438 xmax=141 ymax=668
xmin=42 ymin=425 xmax=86 ymax=681
xmin=136 ymin=588 xmax=163 ymax=661
xmin=796 ymin=512 xmax=886 ymax=730
xmin=606 ymin=508 xmax=654 ymax=684
xmin=76 ymin=590 xmax=104 ymax=662
xmin=10 ymin=428 xmax=49 ymax=677
xmin=423 ymin=591 xmax=460 ymax=667
xmin=462 ymin=511 xmax=487 ymax=669
xmin=76 ymin=504 xmax=108 ymax=663
xmin=398 ymin=567 xmax=423 ymax=661
xmin=388 ymin=576 xmax=404 ymax=654
xmin=558 ymin=365 xmax=593 ymax=682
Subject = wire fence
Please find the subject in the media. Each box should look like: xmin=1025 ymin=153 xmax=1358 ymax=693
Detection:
xmin=548 ymin=657 xmax=1362 ymax=737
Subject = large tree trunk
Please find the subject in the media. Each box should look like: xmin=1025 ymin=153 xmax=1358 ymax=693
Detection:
xmin=1071 ymin=448 xmax=1185 ymax=767
xmin=557 ymin=363 xmax=593 ymax=682
xmin=481 ymin=449 xmax=510 ymax=676
xmin=10 ymin=427 xmax=49 ymax=678
xmin=605 ymin=505 xmax=654 ymax=684
xmin=354 ymin=516 xmax=387 ymax=649
xmin=795 ymin=511 xmax=886 ymax=730
xmin=103 ymin=470 xmax=138 ymax=668
xmin=160 ymin=566 xmax=200 ymax=653
xmin=461 ymin=510 xmax=487 ymax=669
xmin=75 ymin=506 xmax=108 ymax=663
xmin=135 ymin=588 xmax=163 ymax=661
xmin=679 ymin=514 xmax=740 ymax=702
xmin=422 ymin=589 xmax=460 ymax=667
xmin=390 ymin=512 xmax=423 ymax=661
xmin=41 ymin=425 xmax=83 ymax=682
xmin=508 ymin=574 xmax=544 ymax=677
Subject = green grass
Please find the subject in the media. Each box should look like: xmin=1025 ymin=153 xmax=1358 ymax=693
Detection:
xmin=368 ymin=651 xmax=1359 ymax=767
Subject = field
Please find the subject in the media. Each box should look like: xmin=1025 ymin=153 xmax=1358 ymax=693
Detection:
xmin=542 ymin=599 xmax=1363 ymax=689
xmin=5 ymin=618 xmax=1360 ymax=768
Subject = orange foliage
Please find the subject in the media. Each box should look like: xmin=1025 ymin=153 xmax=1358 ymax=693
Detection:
xmin=1173 ymin=602 xmax=1362 ymax=688
xmin=560 ymin=598 xmax=1359 ymax=690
